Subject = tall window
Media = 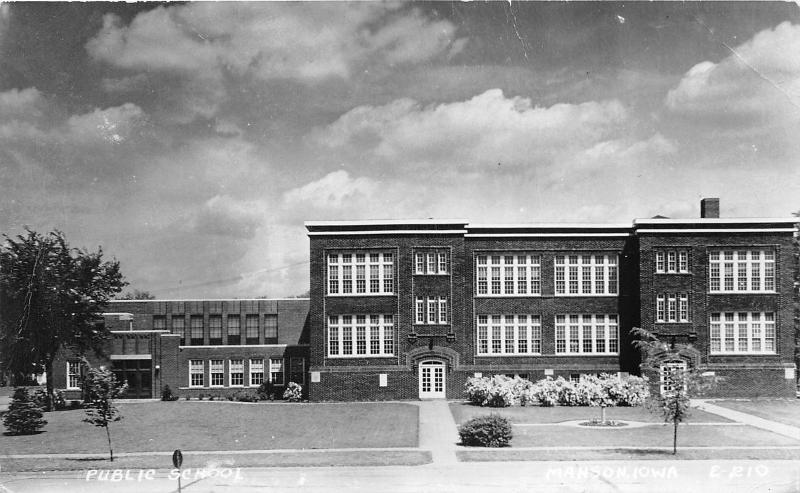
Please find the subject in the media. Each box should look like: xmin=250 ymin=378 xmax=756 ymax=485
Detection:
xmin=554 ymin=255 xmax=618 ymax=296
xmin=328 ymin=252 xmax=394 ymax=295
xmin=209 ymin=315 xmax=222 ymax=345
xmin=476 ymin=254 xmax=541 ymax=295
xmin=655 ymin=250 xmax=689 ymax=273
xmin=656 ymin=294 xmax=690 ymax=322
xmin=189 ymin=360 xmax=204 ymax=387
xmin=172 ymin=316 xmax=185 ymax=343
xmin=227 ymin=315 xmax=240 ymax=345
xmin=249 ymin=359 xmax=264 ymax=386
xmin=190 ymin=315 xmax=204 ymax=345
xmin=67 ymin=361 xmax=81 ymax=389
xmin=708 ymin=249 xmax=775 ymax=293
xmin=415 ymin=250 xmax=449 ymax=274
xmin=554 ymin=314 xmax=618 ymax=354
xmin=210 ymin=359 xmax=224 ymax=387
xmin=245 ymin=315 xmax=259 ymax=344
xmin=153 ymin=316 xmax=166 ymax=331
xmin=229 ymin=359 xmax=244 ymax=386
xmin=270 ymin=358 xmax=284 ymax=385
xmin=415 ymin=297 xmax=448 ymax=324
xmin=709 ymin=312 xmax=775 ymax=354
xmin=476 ymin=315 xmax=541 ymax=355
xmin=264 ymin=315 xmax=278 ymax=343
xmin=328 ymin=314 xmax=395 ymax=357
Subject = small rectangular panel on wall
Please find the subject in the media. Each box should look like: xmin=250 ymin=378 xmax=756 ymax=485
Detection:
xmin=379 ymin=373 xmax=388 ymax=387
xmin=311 ymin=371 xmax=321 ymax=383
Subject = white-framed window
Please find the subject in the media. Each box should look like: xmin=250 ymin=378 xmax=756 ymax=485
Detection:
xmin=229 ymin=359 xmax=244 ymax=386
xmin=210 ymin=359 xmax=224 ymax=387
xmin=67 ymin=361 xmax=81 ymax=390
xmin=660 ymin=360 xmax=688 ymax=396
xmin=189 ymin=359 xmax=205 ymax=387
xmin=328 ymin=314 xmax=395 ymax=357
xmin=415 ymin=249 xmax=449 ymax=274
xmin=415 ymin=297 xmax=448 ymax=325
xmin=554 ymin=314 xmax=619 ymax=354
xmin=656 ymin=293 xmax=690 ymax=322
xmin=709 ymin=312 xmax=776 ymax=354
xmin=249 ymin=358 xmax=264 ymax=386
xmin=476 ymin=314 xmax=541 ymax=355
xmin=708 ymin=249 xmax=775 ymax=293
xmin=269 ymin=358 xmax=284 ymax=385
xmin=328 ymin=251 xmax=394 ymax=295
xmin=655 ymin=249 xmax=689 ymax=273
xmin=476 ymin=254 xmax=541 ymax=296
xmin=554 ymin=255 xmax=618 ymax=296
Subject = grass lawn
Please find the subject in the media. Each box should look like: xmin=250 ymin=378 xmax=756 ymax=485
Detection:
xmin=3 ymin=401 xmax=418 ymax=455
xmin=459 ymin=448 xmax=800 ymax=461
xmin=714 ymin=399 xmax=800 ymax=428
xmin=510 ymin=423 xmax=800 ymax=448
xmin=449 ymin=401 xmax=731 ymax=425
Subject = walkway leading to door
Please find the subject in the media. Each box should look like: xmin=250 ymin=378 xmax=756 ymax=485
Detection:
xmin=416 ymin=400 xmax=459 ymax=465
xmin=693 ymin=399 xmax=800 ymax=441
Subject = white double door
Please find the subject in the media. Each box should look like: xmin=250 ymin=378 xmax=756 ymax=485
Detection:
xmin=419 ymin=360 xmax=446 ymax=399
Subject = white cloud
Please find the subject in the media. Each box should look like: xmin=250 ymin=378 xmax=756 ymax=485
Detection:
xmin=283 ymin=170 xmax=379 ymax=211
xmin=315 ymin=88 xmax=630 ymax=172
xmin=191 ymin=195 xmax=267 ymax=239
xmin=66 ymin=103 xmax=146 ymax=145
xmin=666 ymin=21 xmax=800 ymax=128
xmin=86 ymin=3 xmax=459 ymax=82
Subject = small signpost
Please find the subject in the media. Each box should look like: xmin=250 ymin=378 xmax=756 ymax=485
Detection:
xmin=172 ymin=449 xmax=183 ymax=493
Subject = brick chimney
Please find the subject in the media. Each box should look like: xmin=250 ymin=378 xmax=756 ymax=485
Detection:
xmin=701 ymin=198 xmax=720 ymax=218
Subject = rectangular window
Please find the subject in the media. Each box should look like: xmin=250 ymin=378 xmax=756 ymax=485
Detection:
xmin=245 ymin=315 xmax=259 ymax=344
xmin=438 ymin=252 xmax=448 ymax=274
xmin=226 ymin=315 xmax=240 ymax=345
xmin=415 ymin=298 xmax=425 ymax=324
xmin=554 ymin=314 xmax=619 ymax=354
xmin=269 ymin=358 xmax=284 ymax=385
xmin=210 ymin=359 xmax=224 ymax=387
xmin=172 ymin=316 xmax=185 ymax=343
xmin=327 ymin=251 xmax=395 ymax=295
xmin=709 ymin=249 xmax=775 ymax=293
xmin=475 ymin=254 xmax=541 ymax=296
xmin=67 ymin=361 xmax=81 ymax=389
xmin=415 ymin=253 xmax=424 ymax=274
xmin=153 ymin=315 xmax=166 ymax=331
xmin=190 ymin=315 xmax=204 ymax=345
xmin=438 ymin=298 xmax=448 ymax=324
xmin=249 ymin=358 xmax=264 ymax=386
xmin=656 ymin=249 xmax=689 ymax=273
xmin=709 ymin=311 xmax=776 ymax=354
xmin=189 ymin=360 xmax=204 ymax=387
xmin=554 ymin=255 xmax=619 ymax=296
xmin=428 ymin=298 xmax=437 ymax=324
xmin=476 ymin=314 xmax=542 ymax=355
xmin=427 ymin=253 xmax=436 ymax=274
xmin=209 ymin=315 xmax=222 ymax=344
xmin=264 ymin=315 xmax=278 ymax=343
xmin=327 ymin=314 xmax=395 ymax=357
xmin=655 ymin=251 xmax=665 ymax=273
xmin=230 ymin=359 xmax=244 ymax=386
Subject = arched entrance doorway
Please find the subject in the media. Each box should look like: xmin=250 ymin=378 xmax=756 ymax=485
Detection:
xmin=418 ymin=360 xmax=446 ymax=399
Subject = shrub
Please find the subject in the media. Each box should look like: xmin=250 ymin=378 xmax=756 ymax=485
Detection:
xmin=32 ymin=388 xmax=65 ymax=411
xmin=282 ymin=382 xmax=303 ymax=402
xmin=464 ymin=375 xmax=520 ymax=407
xmin=3 ymin=388 xmax=47 ymax=435
xmin=161 ymin=385 xmax=179 ymax=401
xmin=234 ymin=391 xmax=258 ymax=402
xmin=458 ymin=414 xmax=513 ymax=447
xmin=257 ymin=381 xmax=276 ymax=401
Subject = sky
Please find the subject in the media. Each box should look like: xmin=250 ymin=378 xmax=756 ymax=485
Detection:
xmin=1 ymin=1 xmax=799 ymax=299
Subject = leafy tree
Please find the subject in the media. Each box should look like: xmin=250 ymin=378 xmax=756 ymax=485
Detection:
xmin=117 ymin=289 xmax=155 ymax=300
xmin=632 ymin=327 xmax=716 ymax=454
xmin=0 ymin=229 xmax=126 ymax=409
xmin=2 ymin=387 xmax=47 ymax=435
xmin=82 ymin=366 xmax=127 ymax=461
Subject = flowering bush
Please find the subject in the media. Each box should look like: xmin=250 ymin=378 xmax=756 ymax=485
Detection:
xmin=282 ymin=382 xmax=303 ymax=402
xmin=464 ymin=374 xmax=649 ymax=408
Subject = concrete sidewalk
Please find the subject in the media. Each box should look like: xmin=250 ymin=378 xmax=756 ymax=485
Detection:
xmin=415 ymin=400 xmax=459 ymax=465
xmin=692 ymin=400 xmax=800 ymax=441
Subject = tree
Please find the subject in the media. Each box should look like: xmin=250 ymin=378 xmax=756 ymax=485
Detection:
xmin=0 ymin=229 xmax=126 ymax=410
xmin=632 ymin=327 xmax=715 ymax=454
xmin=82 ymin=366 xmax=127 ymax=461
xmin=2 ymin=387 xmax=47 ymax=435
xmin=117 ymin=289 xmax=155 ymax=300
